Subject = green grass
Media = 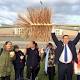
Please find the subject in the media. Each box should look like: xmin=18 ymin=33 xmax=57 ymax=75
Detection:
xmin=37 ymin=62 xmax=77 ymax=80
xmin=11 ymin=62 xmax=77 ymax=80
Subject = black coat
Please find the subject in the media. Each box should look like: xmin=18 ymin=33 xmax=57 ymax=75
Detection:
xmin=51 ymin=33 xmax=80 ymax=64
xmin=26 ymin=48 xmax=41 ymax=69
xmin=13 ymin=50 xmax=25 ymax=69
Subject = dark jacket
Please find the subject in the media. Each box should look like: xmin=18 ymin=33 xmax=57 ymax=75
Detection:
xmin=51 ymin=33 xmax=80 ymax=64
xmin=26 ymin=48 xmax=41 ymax=69
xmin=13 ymin=50 xmax=25 ymax=69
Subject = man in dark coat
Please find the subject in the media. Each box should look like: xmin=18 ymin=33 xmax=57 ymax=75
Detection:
xmin=51 ymin=27 xmax=80 ymax=80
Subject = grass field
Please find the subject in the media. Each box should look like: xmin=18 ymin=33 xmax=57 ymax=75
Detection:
xmin=11 ymin=61 xmax=77 ymax=80
xmin=37 ymin=62 xmax=77 ymax=80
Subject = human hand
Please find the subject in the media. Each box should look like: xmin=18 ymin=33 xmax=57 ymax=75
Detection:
xmin=10 ymin=51 xmax=15 ymax=57
xmin=51 ymin=26 xmax=55 ymax=33
xmin=20 ymin=56 xmax=24 ymax=60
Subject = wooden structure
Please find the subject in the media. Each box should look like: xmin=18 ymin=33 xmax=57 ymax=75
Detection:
xmin=16 ymin=7 xmax=52 ymax=42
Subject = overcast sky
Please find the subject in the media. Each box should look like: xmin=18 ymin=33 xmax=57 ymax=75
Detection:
xmin=0 ymin=0 xmax=80 ymax=25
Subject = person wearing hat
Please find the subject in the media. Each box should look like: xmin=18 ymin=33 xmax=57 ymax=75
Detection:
xmin=44 ymin=43 xmax=55 ymax=80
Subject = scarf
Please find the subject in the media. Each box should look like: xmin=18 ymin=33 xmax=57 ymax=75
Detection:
xmin=45 ymin=47 xmax=50 ymax=74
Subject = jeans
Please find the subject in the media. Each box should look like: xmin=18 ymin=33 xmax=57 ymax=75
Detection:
xmin=47 ymin=66 xmax=55 ymax=80
xmin=14 ymin=68 xmax=24 ymax=80
xmin=27 ymin=66 xmax=40 ymax=80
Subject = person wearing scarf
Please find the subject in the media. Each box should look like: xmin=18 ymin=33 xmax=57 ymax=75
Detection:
xmin=45 ymin=43 xmax=55 ymax=80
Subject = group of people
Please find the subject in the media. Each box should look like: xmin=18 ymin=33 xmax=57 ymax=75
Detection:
xmin=0 ymin=27 xmax=79 ymax=80
xmin=0 ymin=41 xmax=25 ymax=80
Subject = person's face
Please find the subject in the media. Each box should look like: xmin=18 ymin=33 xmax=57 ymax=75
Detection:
xmin=5 ymin=42 xmax=12 ymax=51
xmin=63 ymin=36 xmax=70 ymax=44
xmin=29 ymin=42 xmax=35 ymax=48
xmin=15 ymin=48 xmax=19 ymax=52
xmin=48 ymin=45 xmax=52 ymax=49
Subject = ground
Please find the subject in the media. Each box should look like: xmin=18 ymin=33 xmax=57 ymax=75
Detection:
xmin=11 ymin=61 xmax=77 ymax=80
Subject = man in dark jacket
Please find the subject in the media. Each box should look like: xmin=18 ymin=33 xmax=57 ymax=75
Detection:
xmin=51 ymin=27 xmax=80 ymax=80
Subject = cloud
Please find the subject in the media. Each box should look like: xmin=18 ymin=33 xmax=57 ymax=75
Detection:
xmin=0 ymin=0 xmax=80 ymax=25
xmin=47 ymin=0 xmax=80 ymax=4
xmin=0 ymin=18 xmax=13 ymax=24
xmin=54 ymin=14 xmax=80 ymax=25
xmin=0 ymin=10 xmax=17 ymax=24
xmin=62 ymin=0 xmax=79 ymax=4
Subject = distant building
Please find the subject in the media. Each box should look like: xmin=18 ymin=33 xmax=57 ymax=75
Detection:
xmin=0 ymin=24 xmax=79 ymax=36
xmin=0 ymin=24 xmax=23 ymax=36
xmin=0 ymin=24 xmax=79 ymax=49
xmin=14 ymin=28 xmax=23 ymax=35
xmin=53 ymin=24 xmax=79 ymax=36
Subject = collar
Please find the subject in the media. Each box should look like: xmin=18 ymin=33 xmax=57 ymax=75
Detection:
xmin=31 ymin=48 xmax=35 ymax=50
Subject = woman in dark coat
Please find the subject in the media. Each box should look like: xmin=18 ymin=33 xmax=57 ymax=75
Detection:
xmin=13 ymin=45 xmax=25 ymax=80
xmin=26 ymin=41 xmax=41 ymax=80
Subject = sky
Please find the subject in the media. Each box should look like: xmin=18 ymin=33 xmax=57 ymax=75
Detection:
xmin=0 ymin=0 xmax=80 ymax=25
